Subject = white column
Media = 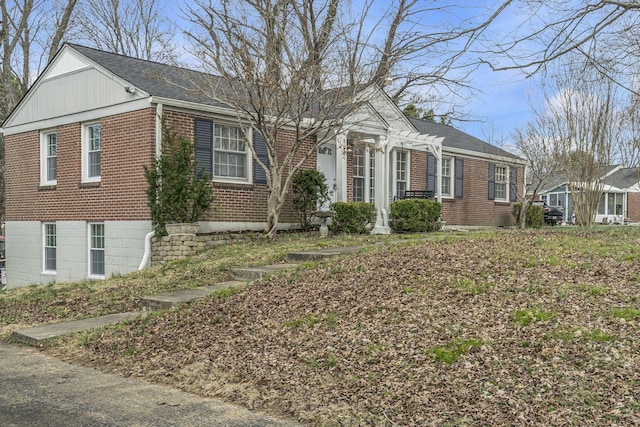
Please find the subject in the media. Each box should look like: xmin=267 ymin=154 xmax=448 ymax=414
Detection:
xmin=335 ymin=131 xmax=348 ymax=202
xmin=433 ymin=145 xmax=442 ymax=204
xmin=372 ymin=135 xmax=391 ymax=234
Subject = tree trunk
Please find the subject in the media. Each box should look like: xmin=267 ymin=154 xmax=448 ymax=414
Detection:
xmin=265 ymin=172 xmax=284 ymax=240
xmin=518 ymin=202 xmax=527 ymax=229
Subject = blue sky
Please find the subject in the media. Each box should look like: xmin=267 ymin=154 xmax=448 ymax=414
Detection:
xmin=456 ymin=1 xmax=540 ymax=147
xmin=352 ymin=0 xmax=541 ymax=147
xmin=460 ymin=65 xmax=535 ymax=147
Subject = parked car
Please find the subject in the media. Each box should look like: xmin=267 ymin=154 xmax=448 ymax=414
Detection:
xmin=533 ymin=201 xmax=564 ymax=225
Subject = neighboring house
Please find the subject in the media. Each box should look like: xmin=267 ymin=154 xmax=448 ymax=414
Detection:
xmin=534 ymin=166 xmax=640 ymax=224
xmin=0 ymin=44 xmax=525 ymax=288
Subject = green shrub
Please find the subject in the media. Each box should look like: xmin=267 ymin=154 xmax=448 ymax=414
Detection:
xmin=390 ymin=199 xmax=442 ymax=232
xmin=512 ymin=202 xmax=544 ymax=228
xmin=329 ymin=202 xmax=376 ymax=234
xmin=291 ymin=169 xmax=330 ymax=230
xmin=144 ymin=122 xmax=214 ymax=235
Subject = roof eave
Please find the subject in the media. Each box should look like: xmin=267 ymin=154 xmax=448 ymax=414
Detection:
xmin=443 ymin=145 xmax=526 ymax=165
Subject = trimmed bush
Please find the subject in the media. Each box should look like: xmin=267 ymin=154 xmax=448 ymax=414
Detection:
xmin=512 ymin=202 xmax=544 ymax=228
xmin=390 ymin=199 xmax=442 ymax=232
xmin=291 ymin=169 xmax=330 ymax=230
xmin=329 ymin=202 xmax=376 ymax=234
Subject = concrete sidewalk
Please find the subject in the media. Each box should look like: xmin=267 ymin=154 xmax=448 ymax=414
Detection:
xmin=0 ymin=343 xmax=297 ymax=427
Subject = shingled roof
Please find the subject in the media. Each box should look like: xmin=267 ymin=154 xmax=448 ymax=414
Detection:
xmin=65 ymin=44 xmax=523 ymax=164
xmin=408 ymin=117 xmax=521 ymax=160
xmin=604 ymin=167 xmax=640 ymax=189
xmin=69 ymin=44 xmax=228 ymax=108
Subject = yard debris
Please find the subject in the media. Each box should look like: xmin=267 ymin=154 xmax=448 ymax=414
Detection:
xmin=32 ymin=229 xmax=640 ymax=424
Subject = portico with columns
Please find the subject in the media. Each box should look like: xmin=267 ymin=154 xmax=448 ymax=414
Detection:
xmin=319 ymin=120 xmax=443 ymax=234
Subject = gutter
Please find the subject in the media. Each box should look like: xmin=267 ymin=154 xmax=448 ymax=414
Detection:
xmin=442 ymin=145 xmax=528 ymax=166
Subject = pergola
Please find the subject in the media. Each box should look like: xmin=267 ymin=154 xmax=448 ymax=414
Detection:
xmin=332 ymin=126 xmax=444 ymax=234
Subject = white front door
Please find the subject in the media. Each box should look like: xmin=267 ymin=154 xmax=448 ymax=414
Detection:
xmin=317 ymin=143 xmax=336 ymax=209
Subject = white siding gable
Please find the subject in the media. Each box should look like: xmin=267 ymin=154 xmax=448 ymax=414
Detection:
xmin=359 ymin=86 xmax=416 ymax=133
xmin=2 ymin=46 xmax=147 ymax=134
xmin=346 ymin=102 xmax=389 ymax=133
xmin=46 ymin=49 xmax=91 ymax=79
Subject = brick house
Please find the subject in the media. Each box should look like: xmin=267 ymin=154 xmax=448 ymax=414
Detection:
xmin=1 ymin=44 xmax=525 ymax=288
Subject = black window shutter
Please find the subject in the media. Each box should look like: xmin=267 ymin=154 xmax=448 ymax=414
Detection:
xmin=488 ymin=163 xmax=496 ymax=200
xmin=253 ymin=131 xmax=269 ymax=184
xmin=510 ymin=166 xmax=518 ymax=202
xmin=194 ymin=118 xmax=213 ymax=178
xmin=455 ymin=158 xmax=464 ymax=198
xmin=426 ymin=154 xmax=436 ymax=193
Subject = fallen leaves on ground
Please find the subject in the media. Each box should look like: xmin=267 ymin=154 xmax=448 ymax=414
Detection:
xmin=50 ymin=229 xmax=640 ymax=425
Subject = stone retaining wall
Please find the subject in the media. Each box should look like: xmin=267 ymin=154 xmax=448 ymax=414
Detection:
xmin=151 ymin=232 xmax=259 ymax=264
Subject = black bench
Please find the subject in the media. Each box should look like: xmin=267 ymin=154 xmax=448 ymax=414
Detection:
xmin=399 ymin=190 xmax=435 ymax=199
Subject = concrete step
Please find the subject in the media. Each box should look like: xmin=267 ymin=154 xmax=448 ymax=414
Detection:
xmin=11 ymin=312 xmax=144 ymax=346
xmin=140 ymin=281 xmax=247 ymax=311
xmin=229 ymin=264 xmax=297 ymax=281
xmin=286 ymin=246 xmax=361 ymax=262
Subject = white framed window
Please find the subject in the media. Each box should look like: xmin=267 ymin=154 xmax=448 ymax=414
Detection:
xmin=82 ymin=123 xmax=101 ymax=182
xmin=353 ymin=147 xmax=365 ymax=202
xmin=89 ymin=223 xmax=105 ymax=277
xmin=40 ymin=131 xmax=57 ymax=185
xmin=352 ymin=145 xmax=376 ymax=203
xmin=43 ymin=223 xmax=56 ymax=273
xmin=214 ymin=123 xmax=249 ymax=181
xmin=441 ymin=157 xmax=453 ymax=197
xmin=598 ymin=194 xmax=606 ymax=215
xmin=495 ymin=165 xmax=508 ymax=201
xmin=369 ymin=149 xmax=376 ymax=204
xmin=607 ymin=193 xmax=624 ymax=216
xmin=394 ymin=149 xmax=409 ymax=199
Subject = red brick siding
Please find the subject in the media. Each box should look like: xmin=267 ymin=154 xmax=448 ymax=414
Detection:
xmin=410 ymin=150 xmax=427 ymax=190
xmin=440 ymin=158 xmax=523 ymax=227
xmin=346 ymin=146 xmax=354 ymax=201
xmin=341 ymin=147 xmax=523 ymax=227
xmin=627 ymin=192 xmax=640 ymax=222
xmin=164 ymin=110 xmax=317 ymax=223
xmin=6 ymin=107 xmax=317 ymax=226
xmin=5 ymin=108 xmax=156 ymax=221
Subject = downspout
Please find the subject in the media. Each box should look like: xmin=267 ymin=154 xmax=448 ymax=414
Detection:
xmin=139 ymin=101 xmax=163 ymax=270
xmin=138 ymin=231 xmax=155 ymax=270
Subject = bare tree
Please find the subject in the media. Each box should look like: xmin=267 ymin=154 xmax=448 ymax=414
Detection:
xmin=185 ymin=0 xmax=512 ymax=238
xmin=76 ymin=0 xmax=176 ymax=62
xmin=353 ymin=0 xmax=513 ymax=106
xmin=616 ymin=93 xmax=640 ymax=168
xmin=486 ymin=1 xmax=640 ymax=87
xmin=186 ymin=0 xmax=364 ymax=239
xmin=1 ymin=0 xmax=78 ymax=119
xmin=538 ymin=58 xmax=620 ymax=226
xmin=512 ymin=113 xmax=563 ymax=228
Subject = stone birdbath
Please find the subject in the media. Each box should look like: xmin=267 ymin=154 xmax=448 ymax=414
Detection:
xmin=313 ymin=210 xmax=334 ymax=237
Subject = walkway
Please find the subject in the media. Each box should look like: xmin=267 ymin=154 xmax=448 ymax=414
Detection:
xmin=0 ymin=343 xmax=297 ymax=427
xmin=11 ymin=246 xmax=361 ymax=346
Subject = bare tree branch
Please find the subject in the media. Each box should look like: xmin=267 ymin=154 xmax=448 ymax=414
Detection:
xmin=76 ymin=0 xmax=176 ymax=62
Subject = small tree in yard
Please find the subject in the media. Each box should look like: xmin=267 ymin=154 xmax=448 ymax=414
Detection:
xmin=144 ymin=124 xmax=214 ymax=235
xmin=292 ymin=169 xmax=330 ymax=230
xmin=513 ymin=114 xmax=563 ymax=229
